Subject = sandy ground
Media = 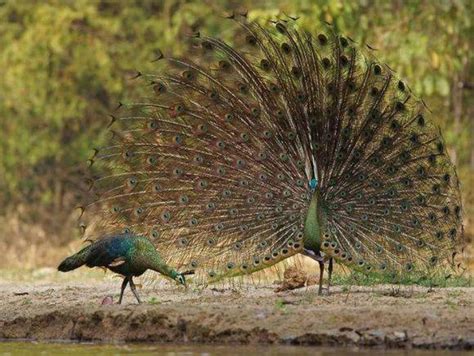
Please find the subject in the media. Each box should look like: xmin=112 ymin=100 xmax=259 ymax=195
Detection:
xmin=0 ymin=268 xmax=473 ymax=351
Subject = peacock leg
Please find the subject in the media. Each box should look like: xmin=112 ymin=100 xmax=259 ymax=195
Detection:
xmin=318 ymin=260 xmax=325 ymax=295
xmin=302 ymin=249 xmax=325 ymax=296
xmin=129 ymin=277 xmax=142 ymax=304
xmin=327 ymin=257 xmax=334 ymax=295
xmin=118 ymin=276 xmax=129 ymax=304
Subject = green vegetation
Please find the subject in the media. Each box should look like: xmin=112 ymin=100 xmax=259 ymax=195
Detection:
xmin=274 ymin=298 xmax=287 ymax=311
xmin=331 ymin=270 xmax=472 ymax=288
xmin=148 ymin=296 xmax=160 ymax=304
xmin=0 ymin=0 xmax=472 ymax=267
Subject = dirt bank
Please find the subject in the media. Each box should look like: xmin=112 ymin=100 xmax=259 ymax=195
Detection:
xmin=0 ymin=271 xmax=472 ymax=350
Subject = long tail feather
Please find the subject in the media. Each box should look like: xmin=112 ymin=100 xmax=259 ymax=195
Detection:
xmin=57 ymin=245 xmax=92 ymax=272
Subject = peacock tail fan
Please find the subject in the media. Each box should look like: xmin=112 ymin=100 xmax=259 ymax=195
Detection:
xmin=80 ymin=14 xmax=464 ymax=286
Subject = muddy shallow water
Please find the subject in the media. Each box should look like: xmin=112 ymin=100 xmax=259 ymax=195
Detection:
xmin=0 ymin=341 xmax=471 ymax=355
xmin=0 ymin=271 xmax=472 ymax=351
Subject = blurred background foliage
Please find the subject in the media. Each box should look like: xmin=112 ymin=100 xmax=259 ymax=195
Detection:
xmin=0 ymin=0 xmax=472 ymax=267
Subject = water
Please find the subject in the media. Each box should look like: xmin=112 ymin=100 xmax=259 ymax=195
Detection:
xmin=0 ymin=342 xmax=469 ymax=356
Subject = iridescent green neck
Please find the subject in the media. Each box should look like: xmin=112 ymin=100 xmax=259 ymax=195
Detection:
xmin=135 ymin=237 xmax=177 ymax=279
xmin=146 ymin=252 xmax=177 ymax=279
xmin=303 ymin=189 xmax=325 ymax=253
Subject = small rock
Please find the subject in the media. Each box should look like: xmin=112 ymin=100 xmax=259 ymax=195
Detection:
xmin=393 ymin=331 xmax=407 ymax=340
xmin=368 ymin=330 xmax=385 ymax=339
xmin=274 ymin=267 xmax=318 ymax=292
xmin=360 ymin=329 xmax=385 ymax=346
xmin=339 ymin=327 xmax=353 ymax=332
xmin=343 ymin=331 xmax=361 ymax=343
xmin=101 ymin=296 xmax=113 ymax=305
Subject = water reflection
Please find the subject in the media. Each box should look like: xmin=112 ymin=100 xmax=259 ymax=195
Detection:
xmin=0 ymin=342 xmax=468 ymax=356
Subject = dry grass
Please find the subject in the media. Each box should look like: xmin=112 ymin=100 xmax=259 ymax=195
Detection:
xmin=0 ymin=214 xmax=83 ymax=269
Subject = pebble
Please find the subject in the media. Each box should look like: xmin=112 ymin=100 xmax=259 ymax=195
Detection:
xmin=101 ymin=296 xmax=113 ymax=305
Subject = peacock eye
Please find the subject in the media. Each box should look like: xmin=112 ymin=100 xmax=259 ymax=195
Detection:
xmin=127 ymin=177 xmax=138 ymax=188
xmin=417 ymin=114 xmax=425 ymax=126
xmin=339 ymin=36 xmax=349 ymax=47
xmin=251 ymin=107 xmax=260 ymax=117
xmin=321 ymin=58 xmax=331 ymax=69
xmin=318 ymin=33 xmax=328 ymax=45
xmin=146 ymin=156 xmax=157 ymax=165
xmin=238 ymin=83 xmax=248 ymax=93
xmin=174 ymin=135 xmax=183 ymax=145
xmin=373 ymin=64 xmax=382 ymax=75
xmin=182 ymin=70 xmax=195 ymax=80
xmin=218 ymin=60 xmax=230 ymax=70
xmin=208 ymin=90 xmax=219 ymax=100
xmin=340 ymin=55 xmax=348 ymax=66
xmin=201 ymin=40 xmax=213 ymax=50
xmin=153 ymin=82 xmax=166 ymax=93
xmin=147 ymin=120 xmax=158 ymax=130
xmin=246 ymin=35 xmax=257 ymax=45
xmin=260 ymin=59 xmax=271 ymax=71
xmin=281 ymin=42 xmax=291 ymax=53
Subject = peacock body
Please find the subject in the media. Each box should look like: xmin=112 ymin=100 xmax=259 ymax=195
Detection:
xmin=58 ymin=234 xmax=188 ymax=303
xmin=81 ymin=15 xmax=464 ymax=292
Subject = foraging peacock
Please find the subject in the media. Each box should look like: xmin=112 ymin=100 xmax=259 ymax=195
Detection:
xmin=58 ymin=234 xmax=191 ymax=303
xmin=80 ymin=14 xmax=464 ymax=295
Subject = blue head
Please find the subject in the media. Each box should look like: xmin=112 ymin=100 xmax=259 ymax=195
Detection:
xmin=309 ymin=178 xmax=318 ymax=191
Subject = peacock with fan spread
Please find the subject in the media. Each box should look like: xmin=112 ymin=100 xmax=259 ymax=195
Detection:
xmin=76 ymin=14 xmax=464 ymax=296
